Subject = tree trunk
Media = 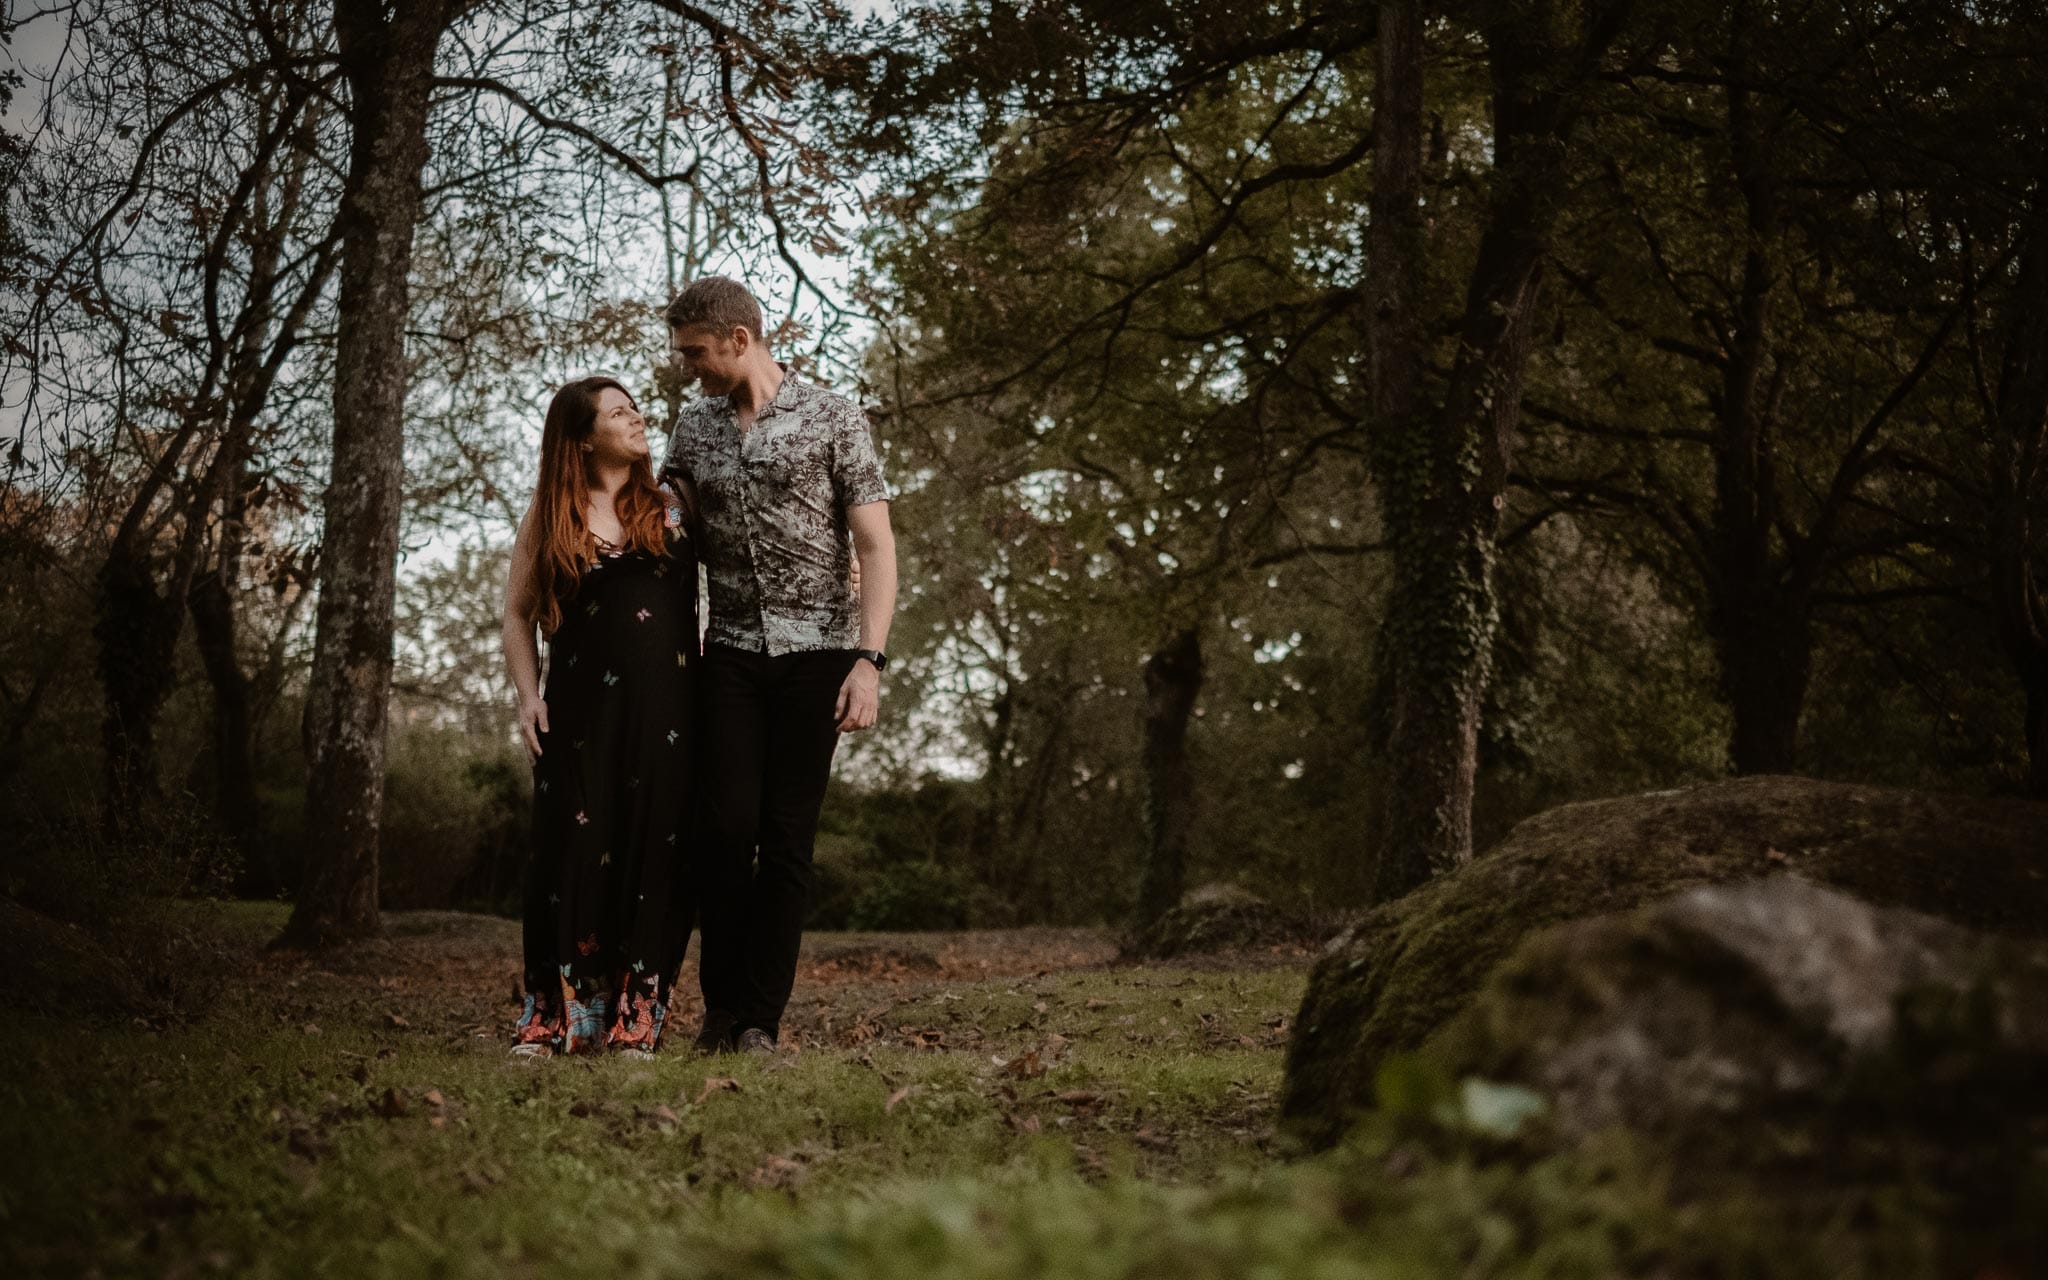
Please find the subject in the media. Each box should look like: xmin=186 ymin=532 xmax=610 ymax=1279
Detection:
xmin=91 ymin=550 xmax=183 ymax=826
xmin=1136 ymin=626 xmax=1202 ymax=928
xmin=189 ymin=434 xmax=259 ymax=848
xmin=1706 ymin=6 xmax=1807 ymax=777
xmin=280 ymin=0 xmax=454 ymax=947
xmin=968 ymin=683 xmax=1014 ymax=874
xmin=1369 ymin=0 xmax=1625 ymax=900
xmin=1989 ymin=175 xmax=2048 ymax=797
xmin=1711 ymin=593 xmax=1810 ymax=775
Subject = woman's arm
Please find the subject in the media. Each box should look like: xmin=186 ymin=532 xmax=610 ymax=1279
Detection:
xmin=501 ymin=499 xmax=548 ymax=756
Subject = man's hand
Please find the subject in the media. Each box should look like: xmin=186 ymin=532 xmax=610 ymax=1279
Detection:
xmin=834 ymin=658 xmax=880 ymax=732
xmin=518 ymin=693 xmax=549 ymax=758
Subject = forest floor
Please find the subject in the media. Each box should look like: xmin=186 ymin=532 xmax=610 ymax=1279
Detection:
xmin=2 ymin=903 xmax=1825 ymax=1279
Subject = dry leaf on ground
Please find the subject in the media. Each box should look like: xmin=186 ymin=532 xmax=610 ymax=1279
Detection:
xmin=693 ymin=1077 xmax=742 ymax=1104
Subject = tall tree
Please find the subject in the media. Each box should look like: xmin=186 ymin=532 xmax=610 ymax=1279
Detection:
xmin=1515 ymin=0 xmax=2034 ymax=778
xmin=284 ymin=0 xmax=463 ymax=946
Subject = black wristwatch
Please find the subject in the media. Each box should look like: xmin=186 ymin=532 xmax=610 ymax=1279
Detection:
xmin=854 ymin=649 xmax=888 ymax=672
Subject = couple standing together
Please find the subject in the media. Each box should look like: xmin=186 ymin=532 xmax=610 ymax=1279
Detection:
xmin=499 ymin=276 xmax=895 ymax=1058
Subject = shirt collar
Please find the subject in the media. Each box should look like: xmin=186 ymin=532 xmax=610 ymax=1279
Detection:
xmin=725 ymin=362 xmax=806 ymax=422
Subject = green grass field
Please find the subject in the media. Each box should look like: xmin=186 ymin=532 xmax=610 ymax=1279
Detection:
xmin=1 ymin=902 xmax=1878 ymax=1279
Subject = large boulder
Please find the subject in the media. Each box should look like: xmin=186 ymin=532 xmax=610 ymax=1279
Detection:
xmin=1282 ymin=776 xmax=2048 ymax=1146
xmin=1434 ymin=875 xmax=2048 ymax=1136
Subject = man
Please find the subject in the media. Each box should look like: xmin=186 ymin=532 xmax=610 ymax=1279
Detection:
xmin=657 ymin=276 xmax=896 ymax=1054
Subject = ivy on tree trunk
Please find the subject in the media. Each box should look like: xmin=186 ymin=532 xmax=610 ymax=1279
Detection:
xmin=1369 ymin=0 xmax=1632 ymax=901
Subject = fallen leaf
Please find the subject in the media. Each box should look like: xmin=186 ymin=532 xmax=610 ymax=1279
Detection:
xmin=1053 ymin=1090 xmax=1103 ymax=1108
xmin=1765 ymin=846 xmax=1790 ymax=863
xmin=300 ymin=1023 xmax=321 ymax=1036
xmin=374 ymin=1088 xmax=409 ymax=1119
xmin=746 ymin=1153 xmax=806 ymax=1191
xmin=287 ymin=1126 xmax=330 ymax=1160
xmin=1005 ymin=1050 xmax=1045 ymax=1080
xmin=1085 ymin=998 xmax=1111 ymax=1010
xmin=1005 ymin=1111 xmax=1042 ymax=1133
xmin=1073 ymin=1144 xmax=1108 ymax=1178
xmin=568 ymin=1099 xmax=598 ymax=1118
xmin=693 ymin=1077 xmax=742 ymax=1105
xmin=884 ymin=1086 xmax=912 ymax=1113
xmin=385 ymin=1013 xmax=411 ymax=1029
xmin=421 ymin=1089 xmax=446 ymax=1108
xmin=645 ymin=1104 xmax=680 ymax=1128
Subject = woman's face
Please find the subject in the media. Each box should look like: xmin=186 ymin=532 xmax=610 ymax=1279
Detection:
xmin=586 ymin=387 xmax=648 ymax=467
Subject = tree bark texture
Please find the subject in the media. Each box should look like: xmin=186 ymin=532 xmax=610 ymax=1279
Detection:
xmin=1369 ymin=0 xmax=1629 ymax=901
xmin=1136 ymin=626 xmax=1202 ymax=928
xmin=1989 ymin=175 xmax=2048 ymax=797
xmin=282 ymin=0 xmax=455 ymax=947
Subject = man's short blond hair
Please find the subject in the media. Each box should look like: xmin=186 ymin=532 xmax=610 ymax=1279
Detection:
xmin=664 ymin=276 xmax=764 ymax=340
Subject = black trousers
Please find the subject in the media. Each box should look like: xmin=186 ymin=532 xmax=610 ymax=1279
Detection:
xmin=695 ymin=643 xmax=857 ymax=1038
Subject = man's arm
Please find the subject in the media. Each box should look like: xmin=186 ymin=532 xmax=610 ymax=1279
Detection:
xmin=834 ymin=499 xmax=895 ymax=732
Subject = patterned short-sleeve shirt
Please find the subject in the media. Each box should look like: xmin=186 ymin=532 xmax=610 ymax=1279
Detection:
xmin=657 ymin=366 xmax=891 ymax=655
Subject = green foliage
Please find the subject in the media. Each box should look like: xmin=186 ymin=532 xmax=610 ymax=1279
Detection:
xmin=2 ymin=789 xmax=241 ymax=923
xmin=846 ymin=861 xmax=970 ymax=931
xmin=379 ymin=726 xmax=531 ymax=913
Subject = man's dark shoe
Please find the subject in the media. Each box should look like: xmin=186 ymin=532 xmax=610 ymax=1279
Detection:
xmin=734 ymin=1027 xmax=777 ymax=1055
xmin=693 ymin=1010 xmax=737 ymax=1055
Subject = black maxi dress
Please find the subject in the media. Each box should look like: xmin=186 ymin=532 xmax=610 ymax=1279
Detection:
xmin=515 ymin=504 xmax=698 ymax=1054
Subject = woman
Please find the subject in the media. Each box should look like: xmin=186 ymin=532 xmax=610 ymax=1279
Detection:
xmin=501 ymin=375 xmax=697 ymax=1057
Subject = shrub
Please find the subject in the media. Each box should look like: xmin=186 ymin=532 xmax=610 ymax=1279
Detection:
xmin=845 ymin=861 xmax=969 ymax=931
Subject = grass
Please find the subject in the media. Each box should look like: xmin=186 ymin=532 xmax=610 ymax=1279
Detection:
xmin=0 ymin=901 xmax=1940 ymax=1279
xmin=3 ymin=902 xmax=1315 ymax=1277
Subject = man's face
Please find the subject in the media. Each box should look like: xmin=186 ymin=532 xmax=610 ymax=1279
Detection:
xmin=669 ymin=324 xmax=747 ymax=395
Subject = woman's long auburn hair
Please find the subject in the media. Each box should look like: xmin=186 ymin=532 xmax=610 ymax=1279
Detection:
xmin=529 ymin=375 xmax=670 ymax=637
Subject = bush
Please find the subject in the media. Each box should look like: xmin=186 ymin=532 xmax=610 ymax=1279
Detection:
xmin=807 ymin=832 xmax=873 ymax=929
xmin=3 ymin=788 xmax=241 ymax=925
xmin=379 ymin=727 xmax=530 ymax=910
xmin=845 ymin=861 xmax=969 ymax=931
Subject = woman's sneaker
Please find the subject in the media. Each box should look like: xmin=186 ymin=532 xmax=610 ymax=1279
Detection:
xmin=734 ymin=1027 xmax=777 ymax=1055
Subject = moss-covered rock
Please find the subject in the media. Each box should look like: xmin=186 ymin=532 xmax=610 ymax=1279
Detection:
xmin=1282 ymin=776 xmax=2048 ymax=1147
xmin=1437 ymin=875 xmax=2048 ymax=1134
xmin=1124 ymin=883 xmax=1317 ymax=959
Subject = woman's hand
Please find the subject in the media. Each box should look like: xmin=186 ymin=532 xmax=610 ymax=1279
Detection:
xmin=518 ymin=693 xmax=550 ymax=758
